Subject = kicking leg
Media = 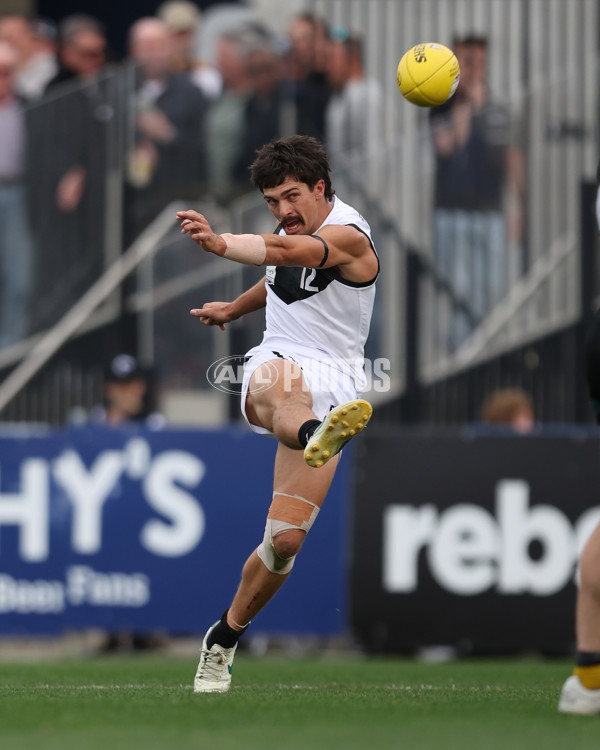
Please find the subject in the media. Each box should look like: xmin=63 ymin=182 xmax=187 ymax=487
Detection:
xmin=245 ymin=358 xmax=317 ymax=448
xmin=246 ymin=358 xmax=373 ymax=466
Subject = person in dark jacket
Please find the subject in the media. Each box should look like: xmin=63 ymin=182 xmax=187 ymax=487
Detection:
xmin=125 ymin=17 xmax=208 ymax=242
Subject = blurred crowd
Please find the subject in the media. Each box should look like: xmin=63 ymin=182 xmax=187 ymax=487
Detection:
xmin=0 ymin=2 xmax=383 ymax=350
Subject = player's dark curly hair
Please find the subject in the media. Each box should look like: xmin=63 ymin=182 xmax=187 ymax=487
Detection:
xmin=250 ymin=135 xmax=335 ymax=200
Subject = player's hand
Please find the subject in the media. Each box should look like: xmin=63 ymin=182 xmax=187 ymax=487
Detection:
xmin=190 ymin=301 xmax=237 ymax=330
xmin=177 ymin=210 xmax=227 ymax=256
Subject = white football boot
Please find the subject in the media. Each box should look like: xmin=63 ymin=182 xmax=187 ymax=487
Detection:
xmin=193 ymin=623 xmax=237 ymax=693
xmin=304 ymin=399 xmax=373 ymax=468
xmin=558 ymin=675 xmax=600 ymax=715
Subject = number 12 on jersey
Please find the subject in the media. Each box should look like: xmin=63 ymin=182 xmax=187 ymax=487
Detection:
xmin=300 ymin=267 xmax=319 ymax=292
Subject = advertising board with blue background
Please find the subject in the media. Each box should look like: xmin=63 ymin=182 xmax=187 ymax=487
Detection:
xmin=0 ymin=426 xmax=350 ymax=636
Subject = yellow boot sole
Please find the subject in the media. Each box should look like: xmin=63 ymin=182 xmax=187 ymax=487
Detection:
xmin=304 ymin=400 xmax=373 ymax=468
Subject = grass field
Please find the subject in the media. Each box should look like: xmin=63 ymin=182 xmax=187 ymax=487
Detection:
xmin=0 ymin=653 xmax=598 ymax=750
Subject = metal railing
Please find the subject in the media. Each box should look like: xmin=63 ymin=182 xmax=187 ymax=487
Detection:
xmin=0 ymin=202 xmax=183 ymax=415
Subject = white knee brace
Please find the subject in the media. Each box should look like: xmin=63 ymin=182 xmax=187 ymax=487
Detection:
xmin=256 ymin=492 xmax=320 ymax=575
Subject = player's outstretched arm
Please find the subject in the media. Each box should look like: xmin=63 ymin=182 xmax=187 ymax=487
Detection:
xmin=190 ymin=277 xmax=267 ymax=330
xmin=264 ymin=225 xmax=371 ymax=269
xmin=178 ymin=209 xmax=371 ymax=272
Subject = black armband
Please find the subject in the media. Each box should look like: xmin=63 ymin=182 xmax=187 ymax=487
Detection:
xmin=313 ymin=235 xmax=329 ymax=268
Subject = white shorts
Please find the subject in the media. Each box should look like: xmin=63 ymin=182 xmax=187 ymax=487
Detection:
xmin=241 ymin=341 xmax=361 ymax=436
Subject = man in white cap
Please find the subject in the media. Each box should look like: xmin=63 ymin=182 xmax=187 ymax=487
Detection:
xmin=156 ymin=0 xmax=221 ymax=99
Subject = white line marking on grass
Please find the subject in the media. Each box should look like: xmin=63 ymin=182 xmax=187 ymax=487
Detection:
xmin=7 ymin=685 xmax=186 ymax=691
xmin=10 ymin=683 xmax=489 ymax=692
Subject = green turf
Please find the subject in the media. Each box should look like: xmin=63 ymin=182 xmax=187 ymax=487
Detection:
xmin=0 ymin=654 xmax=597 ymax=750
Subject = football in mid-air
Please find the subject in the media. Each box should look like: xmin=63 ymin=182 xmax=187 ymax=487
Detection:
xmin=397 ymin=43 xmax=460 ymax=107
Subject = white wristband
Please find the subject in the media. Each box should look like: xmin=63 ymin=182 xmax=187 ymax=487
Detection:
xmin=221 ymin=233 xmax=267 ymax=265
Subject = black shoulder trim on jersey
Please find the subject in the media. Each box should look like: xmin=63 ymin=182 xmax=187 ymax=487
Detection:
xmin=314 ymin=235 xmax=329 ymax=268
xmin=327 ymin=223 xmax=380 ymax=288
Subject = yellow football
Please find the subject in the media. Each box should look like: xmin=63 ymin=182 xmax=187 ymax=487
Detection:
xmin=397 ymin=42 xmax=460 ymax=107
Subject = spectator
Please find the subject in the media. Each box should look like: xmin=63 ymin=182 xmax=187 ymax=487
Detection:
xmin=89 ymin=353 xmax=165 ymax=652
xmin=156 ymin=0 xmax=199 ymax=74
xmin=233 ymin=33 xmax=289 ymax=185
xmin=324 ymin=28 xmax=383 ymax=197
xmin=26 ymin=14 xmax=110 ymax=330
xmin=0 ymin=14 xmax=58 ymax=102
xmin=480 ymin=387 xmax=535 ymax=434
xmin=430 ymin=35 xmax=524 ymax=353
xmin=0 ymin=40 xmax=33 ymax=349
xmin=89 ymin=353 xmax=165 ymax=429
xmin=286 ymin=13 xmax=331 ymax=141
xmin=45 ymin=14 xmax=106 ymax=92
xmin=42 ymin=15 xmax=108 ymax=215
xmin=126 ymin=17 xmax=208 ymax=241
xmin=26 ymin=19 xmax=59 ymax=99
xmin=204 ymin=29 xmax=254 ymax=205
xmin=156 ymin=0 xmax=221 ymax=99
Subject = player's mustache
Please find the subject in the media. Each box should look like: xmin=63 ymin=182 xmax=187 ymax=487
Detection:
xmin=283 ymin=217 xmax=303 ymax=226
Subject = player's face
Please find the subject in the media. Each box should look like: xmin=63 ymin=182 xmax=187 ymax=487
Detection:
xmin=262 ymin=178 xmax=326 ymax=235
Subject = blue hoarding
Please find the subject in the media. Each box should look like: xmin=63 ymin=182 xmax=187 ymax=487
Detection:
xmin=0 ymin=425 xmax=350 ymax=636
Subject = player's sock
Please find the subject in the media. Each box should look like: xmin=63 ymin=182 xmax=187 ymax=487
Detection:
xmin=298 ymin=419 xmax=321 ymax=448
xmin=206 ymin=610 xmax=248 ymax=649
xmin=574 ymin=652 xmax=600 ymax=689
